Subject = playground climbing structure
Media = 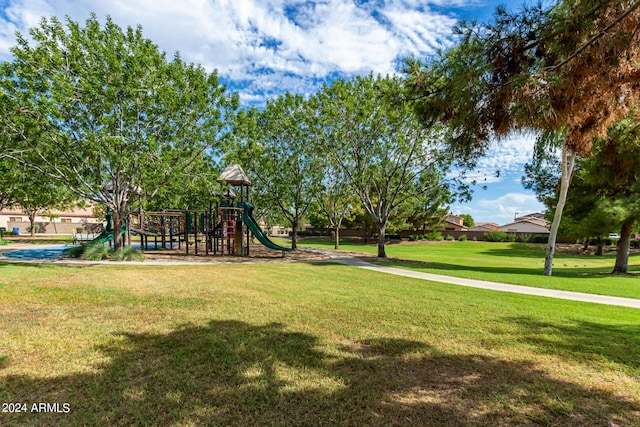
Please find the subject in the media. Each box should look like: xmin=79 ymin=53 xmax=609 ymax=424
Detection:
xmin=123 ymin=164 xmax=292 ymax=257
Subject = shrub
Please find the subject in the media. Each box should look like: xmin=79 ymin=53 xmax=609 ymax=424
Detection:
xmin=296 ymin=230 xmax=325 ymax=237
xmin=27 ymin=224 xmax=40 ymax=234
xmin=445 ymin=235 xmax=454 ymax=241
xmin=82 ymin=244 xmax=111 ymax=261
xmin=111 ymin=247 xmax=145 ymax=261
xmin=425 ymin=231 xmax=443 ymax=241
xmin=373 ymin=232 xmax=401 ymax=240
xmin=65 ymin=245 xmax=86 ymax=258
xmin=518 ymin=233 xmax=532 ymax=243
xmin=458 ymin=234 xmax=467 ymax=241
xmin=409 ymin=234 xmax=419 ymax=241
xmin=485 ymin=230 xmax=508 ymax=242
xmin=76 ymin=227 xmax=84 ymax=233
xmin=532 ymin=235 xmax=549 ymax=244
xmin=505 ymin=233 xmax=517 ymax=242
xmin=472 ymin=237 xmax=478 ymax=241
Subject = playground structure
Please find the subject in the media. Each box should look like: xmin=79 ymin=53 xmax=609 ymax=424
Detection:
xmin=88 ymin=164 xmax=292 ymax=257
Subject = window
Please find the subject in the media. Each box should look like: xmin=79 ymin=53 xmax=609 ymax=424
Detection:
xmin=9 ymin=217 xmax=22 ymax=222
xmin=61 ymin=218 xmax=72 ymax=223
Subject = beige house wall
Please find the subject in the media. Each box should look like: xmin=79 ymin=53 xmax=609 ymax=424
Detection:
xmin=0 ymin=207 xmax=101 ymax=235
xmin=499 ymin=222 xmax=550 ymax=234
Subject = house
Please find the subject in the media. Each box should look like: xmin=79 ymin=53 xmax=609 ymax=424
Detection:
xmin=443 ymin=214 xmax=469 ymax=231
xmin=0 ymin=206 xmax=101 ymax=235
xmin=470 ymin=222 xmax=500 ymax=232
xmin=499 ymin=213 xmax=550 ymax=234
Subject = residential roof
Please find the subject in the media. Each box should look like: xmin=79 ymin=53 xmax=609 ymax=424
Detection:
xmin=470 ymin=222 xmax=500 ymax=231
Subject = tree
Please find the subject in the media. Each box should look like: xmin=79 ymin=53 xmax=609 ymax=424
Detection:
xmin=14 ymin=164 xmax=78 ymax=237
xmin=312 ymin=165 xmax=359 ymax=250
xmin=0 ymin=156 xmax=78 ymax=235
xmin=232 ymin=94 xmax=324 ymax=250
xmin=405 ymin=0 xmax=640 ymax=275
xmin=143 ymin=154 xmax=223 ymax=211
xmin=581 ymin=116 xmax=640 ymax=273
xmin=316 ymin=75 xmax=457 ymax=257
xmin=527 ymin=155 xmax=616 ymax=256
xmin=0 ymin=159 xmax=18 ymax=212
xmin=525 ymin=115 xmax=640 ymax=271
xmin=460 ymin=214 xmax=475 ymax=228
xmin=400 ymin=176 xmax=450 ymax=235
xmin=0 ymin=15 xmax=237 ymax=249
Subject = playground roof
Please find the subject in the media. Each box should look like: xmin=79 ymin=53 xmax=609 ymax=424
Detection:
xmin=217 ymin=164 xmax=251 ymax=186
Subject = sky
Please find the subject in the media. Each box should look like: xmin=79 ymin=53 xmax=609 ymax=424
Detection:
xmin=0 ymin=0 xmax=545 ymax=225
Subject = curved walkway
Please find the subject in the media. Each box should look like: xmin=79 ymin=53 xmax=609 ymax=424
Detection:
xmin=321 ymin=252 xmax=640 ymax=310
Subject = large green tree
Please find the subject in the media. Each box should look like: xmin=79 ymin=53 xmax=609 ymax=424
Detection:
xmin=316 ymin=75 xmax=456 ymax=258
xmin=232 ymin=94 xmax=324 ymax=250
xmin=311 ymin=165 xmax=360 ymax=250
xmin=405 ymin=0 xmax=640 ymax=275
xmin=582 ymin=117 xmax=640 ymax=273
xmin=526 ymin=152 xmax=616 ymax=255
xmin=0 ymin=15 xmax=237 ymax=249
xmin=0 ymin=159 xmax=18 ymax=212
xmin=3 ymin=159 xmax=79 ymax=236
xmin=525 ymin=116 xmax=640 ymax=272
xmin=143 ymin=154 xmax=223 ymax=212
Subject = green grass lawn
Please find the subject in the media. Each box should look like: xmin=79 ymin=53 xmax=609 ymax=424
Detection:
xmin=298 ymin=239 xmax=640 ymax=299
xmin=1 ymin=261 xmax=639 ymax=426
xmin=4 ymin=235 xmax=75 ymax=244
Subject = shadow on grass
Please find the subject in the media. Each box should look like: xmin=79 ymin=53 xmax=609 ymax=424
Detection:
xmin=478 ymin=243 xmax=549 ymax=259
xmin=1 ymin=320 xmax=638 ymax=426
xmin=0 ymin=261 xmax=56 ymax=270
xmin=372 ymin=257 xmax=631 ymax=281
xmin=0 ymin=261 xmax=101 ymax=270
xmin=502 ymin=317 xmax=640 ymax=370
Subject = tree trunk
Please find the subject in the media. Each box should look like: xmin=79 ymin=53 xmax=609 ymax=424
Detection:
xmin=544 ymin=146 xmax=576 ymax=276
xmin=112 ymin=210 xmax=124 ymax=251
xmin=334 ymin=225 xmax=340 ymax=250
xmin=291 ymin=218 xmax=298 ymax=250
xmin=596 ymin=237 xmax=604 ymax=256
xmin=29 ymin=217 xmax=36 ymax=237
xmin=377 ymin=223 xmax=387 ymax=258
xmin=612 ymin=217 xmax=634 ymax=274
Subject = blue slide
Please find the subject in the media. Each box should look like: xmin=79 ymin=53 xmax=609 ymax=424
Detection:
xmin=242 ymin=202 xmax=292 ymax=252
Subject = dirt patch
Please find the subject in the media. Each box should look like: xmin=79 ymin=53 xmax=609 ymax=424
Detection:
xmin=138 ymin=242 xmax=329 ymax=263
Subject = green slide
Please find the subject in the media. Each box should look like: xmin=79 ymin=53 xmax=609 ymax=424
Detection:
xmin=242 ymin=202 xmax=292 ymax=252
xmin=87 ymin=214 xmax=127 ymax=246
xmin=88 ymin=230 xmax=114 ymax=245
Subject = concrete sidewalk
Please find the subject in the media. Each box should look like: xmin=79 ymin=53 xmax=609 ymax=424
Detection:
xmin=329 ymin=255 xmax=640 ymax=310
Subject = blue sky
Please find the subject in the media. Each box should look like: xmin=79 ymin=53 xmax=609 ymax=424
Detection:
xmin=0 ymin=0 xmax=544 ymax=225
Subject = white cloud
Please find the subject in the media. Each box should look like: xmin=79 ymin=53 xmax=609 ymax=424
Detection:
xmin=460 ymin=132 xmax=537 ymax=184
xmin=0 ymin=0 xmax=463 ymax=101
xmin=451 ymin=191 xmax=546 ymax=225
xmin=471 ymin=192 xmax=545 ymax=223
